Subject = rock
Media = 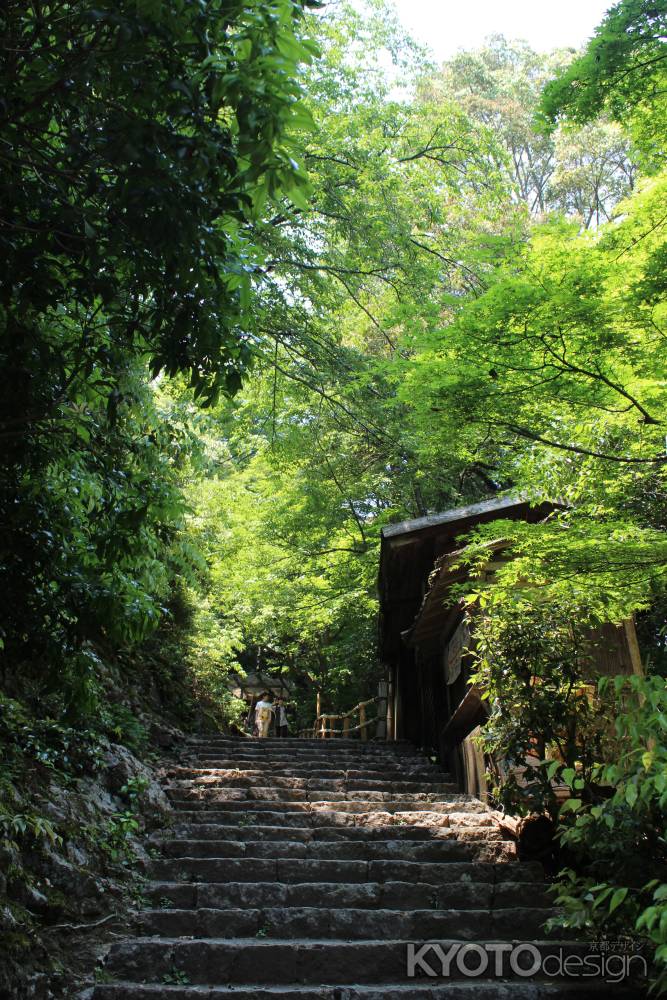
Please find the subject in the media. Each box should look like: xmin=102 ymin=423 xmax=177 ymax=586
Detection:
xmin=41 ymin=852 xmax=103 ymax=905
xmin=71 ymin=777 xmax=117 ymax=819
xmin=23 ymin=884 xmax=49 ymax=915
xmin=103 ymin=744 xmax=171 ymax=822
xmin=66 ymin=843 xmax=90 ymax=867
xmin=23 ymin=972 xmax=55 ymax=999
xmin=37 ymin=790 xmax=69 ymax=827
xmin=149 ymin=722 xmax=180 ymax=749
xmin=1 ymin=903 xmax=20 ymax=930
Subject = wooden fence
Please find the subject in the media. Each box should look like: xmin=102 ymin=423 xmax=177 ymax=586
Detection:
xmin=299 ymin=693 xmax=386 ymax=740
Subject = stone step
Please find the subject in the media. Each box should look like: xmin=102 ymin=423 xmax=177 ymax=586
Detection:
xmin=102 ymin=938 xmax=617 ymax=986
xmin=93 ymin=985 xmax=640 ymax=1000
xmin=186 ymin=760 xmax=446 ymax=776
xmin=160 ymin=823 xmax=494 ymax=843
xmin=167 ymin=804 xmax=489 ymax=828
xmin=166 ymin=778 xmax=460 ymax=795
xmin=188 ymin=740 xmax=425 ymax=750
xmin=169 ymin=798 xmax=487 ymax=815
xmin=135 ymin=905 xmax=554 ymax=940
xmin=188 ymin=746 xmax=435 ymax=758
xmin=186 ymin=738 xmax=414 ymax=748
xmin=187 ymin=750 xmax=430 ymax=760
xmin=186 ymin=757 xmax=433 ymax=768
xmin=143 ymin=858 xmax=541 ymax=885
xmin=186 ymin=753 xmax=434 ymax=767
xmin=144 ymin=879 xmax=549 ymax=912
xmin=187 ymin=746 xmax=426 ymax=759
xmin=150 ymin=837 xmax=484 ymax=862
xmin=166 ymin=787 xmax=462 ymax=804
xmin=167 ymin=808 xmax=491 ymax=830
xmin=170 ymin=765 xmax=454 ymax=791
xmin=307 ymin=798 xmax=485 ymax=812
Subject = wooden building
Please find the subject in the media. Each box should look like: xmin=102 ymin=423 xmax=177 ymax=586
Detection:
xmin=229 ymin=670 xmax=294 ymax=704
xmin=378 ymin=496 xmax=643 ymax=797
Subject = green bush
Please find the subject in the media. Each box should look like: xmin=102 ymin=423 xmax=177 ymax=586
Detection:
xmin=0 ymin=694 xmax=106 ymax=777
xmin=99 ymin=702 xmax=148 ymax=755
xmin=548 ymin=676 xmax=667 ymax=993
xmin=471 ymin=604 xmax=615 ymax=819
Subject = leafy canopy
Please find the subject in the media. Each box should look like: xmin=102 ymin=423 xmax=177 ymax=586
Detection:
xmin=540 ymin=0 xmax=667 ymax=167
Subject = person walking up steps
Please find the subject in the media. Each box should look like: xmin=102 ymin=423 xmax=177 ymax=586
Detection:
xmin=275 ymin=696 xmax=289 ymax=737
xmin=254 ymin=690 xmax=273 ymax=738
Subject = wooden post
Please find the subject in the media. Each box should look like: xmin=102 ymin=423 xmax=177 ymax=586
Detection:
xmin=343 ymin=716 xmax=350 ymax=737
xmin=376 ymin=680 xmax=388 ymax=740
xmin=625 ymin=617 xmax=645 ymax=676
xmin=359 ymin=702 xmax=367 ymax=742
xmin=387 ymin=667 xmax=395 ymax=741
xmin=316 ymin=691 xmax=321 ymax=717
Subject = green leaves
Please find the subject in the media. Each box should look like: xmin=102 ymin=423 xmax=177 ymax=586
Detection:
xmin=547 ymin=676 xmax=667 ymax=990
xmin=1 ymin=0 xmax=315 ymax=398
xmin=0 ymin=0 xmax=319 ymax=705
xmin=539 ymin=0 xmax=667 ymax=168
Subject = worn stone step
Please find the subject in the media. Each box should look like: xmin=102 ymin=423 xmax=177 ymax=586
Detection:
xmin=166 ymin=766 xmax=454 ymax=791
xmin=186 ymin=738 xmax=414 ymax=748
xmin=144 ymin=879 xmax=549 ymax=912
xmin=93 ymin=985 xmax=641 ymax=1000
xmin=167 ymin=804 xmax=488 ymax=828
xmin=187 ymin=747 xmax=427 ymax=760
xmin=136 ymin=904 xmax=554 ymax=940
xmin=167 ymin=772 xmax=454 ymax=788
xmin=166 ymin=788 xmax=463 ymax=805
xmin=168 ymin=789 xmax=300 ymax=804
xmin=186 ymin=761 xmax=446 ymax=777
xmin=186 ymin=758 xmax=435 ymax=770
xmin=151 ymin=837 xmax=480 ymax=862
xmin=143 ymin=857 xmax=541 ymax=885
xmin=166 ymin=779 xmax=461 ymax=796
xmin=188 ymin=749 xmax=437 ymax=761
xmin=160 ymin=824 xmax=487 ymax=843
xmin=170 ymin=801 xmax=313 ymax=815
xmin=306 ymin=799 xmax=485 ymax=812
xmin=188 ymin=743 xmax=434 ymax=767
xmin=103 ymin=938 xmax=617 ymax=986
xmin=168 ymin=800 xmax=492 ymax=820
xmin=185 ymin=756 xmax=435 ymax=770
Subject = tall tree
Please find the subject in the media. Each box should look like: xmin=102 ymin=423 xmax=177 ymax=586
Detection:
xmin=0 ymin=0 xmax=316 ymax=705
xmin=540 ymin=0 xmax=667 ymax=168
xmin=423 ymin=35 xmax=637 ymax=223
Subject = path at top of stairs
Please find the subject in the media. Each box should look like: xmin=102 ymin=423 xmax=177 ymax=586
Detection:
xmin=91 ymin=737 xmax=642 ymax=999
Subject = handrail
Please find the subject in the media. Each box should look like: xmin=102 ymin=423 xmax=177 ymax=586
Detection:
xmin=299 ymin=694 xmax=383 ymax=740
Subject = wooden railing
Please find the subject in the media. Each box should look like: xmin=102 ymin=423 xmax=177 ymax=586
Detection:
xmin=299 ymin=695 xmax=384 ymax=740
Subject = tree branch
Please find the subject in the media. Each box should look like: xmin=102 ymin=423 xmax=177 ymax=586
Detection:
xmin=502 ymin=422 xmax=667 ymax=464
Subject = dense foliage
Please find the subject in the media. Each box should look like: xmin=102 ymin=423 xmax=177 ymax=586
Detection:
xmin=540 ymin=0 xmax=667 ymax=168
xmin=548 ymin=676 xmax=667 ymax=994
xmin=1 ymin=0 xmax=316 ymax=712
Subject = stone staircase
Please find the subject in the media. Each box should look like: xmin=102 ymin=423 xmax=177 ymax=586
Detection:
xmin=92 ymin=737 xmax=636 ymax=998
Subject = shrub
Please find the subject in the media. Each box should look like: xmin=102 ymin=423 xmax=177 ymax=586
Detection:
xmin=548 ymin=675 xmax=667 ymax=993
